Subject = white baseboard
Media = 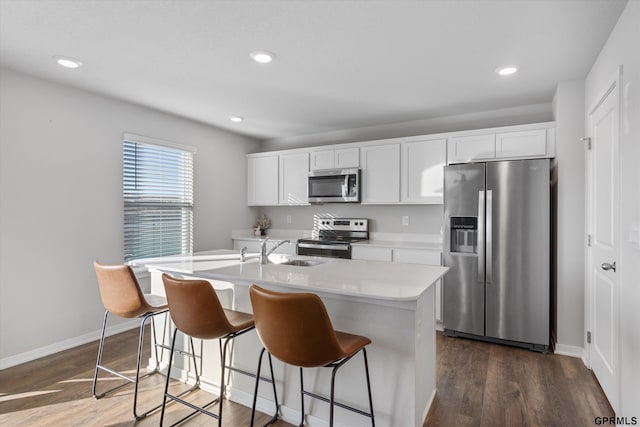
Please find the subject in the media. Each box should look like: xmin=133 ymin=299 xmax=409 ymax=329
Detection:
xmin=422 ymin=389 xmax=437 ymax=425
xmin=554 ymin=343 xmax=585 ymax=360
xmin=0 ymin=319 xmax=139 ymax=370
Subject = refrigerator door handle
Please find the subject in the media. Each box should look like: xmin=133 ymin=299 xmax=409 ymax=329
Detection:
xmin=486 ymin=190 xmax=493 ymax=284
xmin=477 ymin=190 xmax=485 ymax=283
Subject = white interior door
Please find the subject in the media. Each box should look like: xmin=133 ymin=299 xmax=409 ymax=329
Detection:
xmin=587 ymin=70 xmax=620 ymax=412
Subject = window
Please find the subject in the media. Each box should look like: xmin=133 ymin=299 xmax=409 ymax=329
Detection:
xmin=123 ymin=135 xmax=195 ymax=262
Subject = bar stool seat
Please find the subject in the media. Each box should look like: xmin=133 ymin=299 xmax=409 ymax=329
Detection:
xmin=249 ymin=284 xmax=375 ymax=427
xmin=160 ymin=274 xmax=277 ymax=427
xmin=92 ymin=261 xmax=172 ymax=420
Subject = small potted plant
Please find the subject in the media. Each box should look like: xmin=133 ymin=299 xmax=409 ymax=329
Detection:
xmin=254 ymin=214 xmax=271 ymax=236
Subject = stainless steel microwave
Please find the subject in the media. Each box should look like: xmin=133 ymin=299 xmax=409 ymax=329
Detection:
xmin=308 ymin=168 xmax=360 ymax=203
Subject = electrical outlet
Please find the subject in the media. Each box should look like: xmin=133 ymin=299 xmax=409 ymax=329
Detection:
xmin=286 ymin=215 xmax=292 ymax=224
xmin=402 ymin=216 xmax=410 ymax=226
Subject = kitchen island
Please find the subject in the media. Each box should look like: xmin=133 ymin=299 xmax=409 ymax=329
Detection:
xmin=132 ymin=250 xmax=448 ymax=427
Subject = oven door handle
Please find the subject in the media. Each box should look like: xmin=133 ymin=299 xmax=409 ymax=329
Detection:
xmin=297 ymin=243 xmax=350 ymax=251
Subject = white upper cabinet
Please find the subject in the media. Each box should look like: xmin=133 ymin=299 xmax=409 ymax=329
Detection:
xmin=279 ymin=152 xmax=309 ymax=205
xmin=248 ymin=122 xmax=555 ymax=206
xmin=448 ymin=134 xmax=495 ymax=163
xmin=248 ymin=155 xmax=279 ymax=206
xmin=495 ymin=129 xmax=547 ymax=158
xmin=447 ymin=123 xmax=555 ymax=164
xmin=360 ymin=143 xmax=400 ymax=204
xmin=310 ymin=147 xmax=359 ymax=170
xmin=401 ymin=138 xmax=446 ymax=204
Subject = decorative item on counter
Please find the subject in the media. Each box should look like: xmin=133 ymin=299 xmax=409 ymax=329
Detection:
xmin=254 ymin=214 xmax=271 ymax=236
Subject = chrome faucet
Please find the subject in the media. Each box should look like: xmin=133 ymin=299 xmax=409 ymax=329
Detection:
xmin=260 ymin=238 xmax=291 ymax=264
xmin=240 ymin=246 xmax=247 ymax=262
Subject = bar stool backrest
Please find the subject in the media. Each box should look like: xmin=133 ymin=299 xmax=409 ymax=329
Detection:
xmin=162 ymin=274 xmax=234 ymax=340
xmin=249 ymin=285 xmax=343 ymax=368
xmin=93 ymin=261 xmax=150 ymax=318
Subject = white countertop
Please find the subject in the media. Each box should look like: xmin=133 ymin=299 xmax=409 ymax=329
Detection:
xmin=131 ymin=250 xmax=448 ymax=302
xmin=352 ymin=240 xmax=443 ymax=251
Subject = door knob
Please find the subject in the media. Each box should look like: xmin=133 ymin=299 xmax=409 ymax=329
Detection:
xmin=601 ymin=262 xmax=616 ymax=272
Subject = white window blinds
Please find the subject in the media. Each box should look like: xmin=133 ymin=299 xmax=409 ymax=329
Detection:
xmin=123 ymin=138 xmax=194 ymax=262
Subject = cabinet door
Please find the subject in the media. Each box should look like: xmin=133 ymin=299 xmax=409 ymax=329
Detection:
xmin=393 ymin=249 xmax=443 ymax=322
xmin=335 ymin=147 xmax=359 ymax=168
xmin=495 ymin=129 xmax=547 ymax=158
xmin=310 ymin=150 xmax=335 ymax=170
xmin=401 ymin=139 xmax=446 ymax=204
xmin=279 ymin=152 xmax=309 ymax=205
xmin=448 ymin=134 xmax=495 ymax=163
xmin=360 ymin=143 xmax=400 ymax=204
xmin=248 ymin=156 xmax=279 ymax=206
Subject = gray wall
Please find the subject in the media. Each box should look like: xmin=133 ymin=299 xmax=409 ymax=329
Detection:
xmin=261 ymin=103 xmax=553 ymax=151
xmin=0 ymin=68 xmax=260 ymax=365
xmin=552 ymin=80 xmax=586 ymax=351
xmin=261 ymin=204 xmax=443 ymax=235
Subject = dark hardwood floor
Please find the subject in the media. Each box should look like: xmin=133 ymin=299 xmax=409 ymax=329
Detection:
xmin=425 ymin=332 xmax=614 ymax=427
xmin=0 ymin=329 xmax=612 ymax=426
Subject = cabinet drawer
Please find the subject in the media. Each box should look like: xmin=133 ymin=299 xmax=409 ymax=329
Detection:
xmin=351 ymin=246 xmax=393 ymax=262
xmin=393 ymin=248 xmax=441 ymax=265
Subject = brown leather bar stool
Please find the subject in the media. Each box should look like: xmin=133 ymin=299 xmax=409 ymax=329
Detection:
xmin=92 ymin=261 xmax=179 ymax=420
xmin=249 ymin=284 xmax=375 ymax=427
xmin=160 ymin=274 xmax=277 ymax=427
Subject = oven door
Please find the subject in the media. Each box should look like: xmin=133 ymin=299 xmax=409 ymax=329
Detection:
xmin=297 ymin=242 xmax=352 ymax=259
xmin=308 ymin=169 xmax=359 ymax=203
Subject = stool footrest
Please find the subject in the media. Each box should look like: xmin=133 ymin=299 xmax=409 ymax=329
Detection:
xmin=225 ymin=364 xmax=274 ymax=384
xmin=302 ymin=390 xmax=374 ymax=418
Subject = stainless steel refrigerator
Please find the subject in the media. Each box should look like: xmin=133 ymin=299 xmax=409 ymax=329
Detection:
xmin=443 ymin=159 xmax=551 ymax=351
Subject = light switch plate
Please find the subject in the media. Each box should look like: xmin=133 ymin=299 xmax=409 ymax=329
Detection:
xmin=402 ymin=216 xmax=410 ymax=226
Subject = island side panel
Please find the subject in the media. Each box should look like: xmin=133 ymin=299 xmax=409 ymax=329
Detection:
xmin=415 ymin=283 xmax=437 ymax=425
xmin=228 ymin=282 xmax=425 ymax=427
xmin=148 ymin=268 xmax=439 ymax=427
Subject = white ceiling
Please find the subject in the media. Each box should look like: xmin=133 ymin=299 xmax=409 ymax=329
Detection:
xmin=0 ymin=0 xmax=627 ymax=141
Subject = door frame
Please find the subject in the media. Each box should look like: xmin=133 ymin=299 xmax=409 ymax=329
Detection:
xmin=584 ymin=65 xmax=622 ymax=404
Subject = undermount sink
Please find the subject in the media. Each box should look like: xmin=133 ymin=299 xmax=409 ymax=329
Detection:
xmin=277 ymin=259 xmax=326 ymax=267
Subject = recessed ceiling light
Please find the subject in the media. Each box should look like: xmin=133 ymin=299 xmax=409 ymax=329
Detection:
xmin=53 ymin=55 xmax=83 ymax=69
xmin=250 ymin=50 xmax=275 ymax=64
xmin=496 ymin=65 xmax=519 ymax=76
xmin=229 ymin=115 xmax=244 ymax=123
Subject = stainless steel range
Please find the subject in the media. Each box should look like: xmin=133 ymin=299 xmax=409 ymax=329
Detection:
xmin=297 ymin=218 xmax=369 ymax=259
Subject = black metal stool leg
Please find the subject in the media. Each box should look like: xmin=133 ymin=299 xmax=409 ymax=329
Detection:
xmin=92 ymin=310 xmax=109 ymax=398
xmin=160 ymin=327 xmax=178 ymax=426
xmin=266 ymin=352 xmax=279 ymax=425
xmin=299 ymin=367 xmax=305 ymax=427
xmin=250 ymin=348 xmax=265 ymax=427
xmin=218 ymin=336 xmax=233 ymax=427
xmin=132 ymin=314 xmax=147 ymax=419
xmin=251 ymin=348 xmax=279 ymax=427
xmin=362 ymin=348 xmax=375 ymax=426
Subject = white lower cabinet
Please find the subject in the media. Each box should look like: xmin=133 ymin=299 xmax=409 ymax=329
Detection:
xmin=352 ymin=245 xmax=443 ymax=322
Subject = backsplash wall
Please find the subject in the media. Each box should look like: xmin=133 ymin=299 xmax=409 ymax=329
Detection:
xmin=257 ymin=204 xmax=443 ymax=235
